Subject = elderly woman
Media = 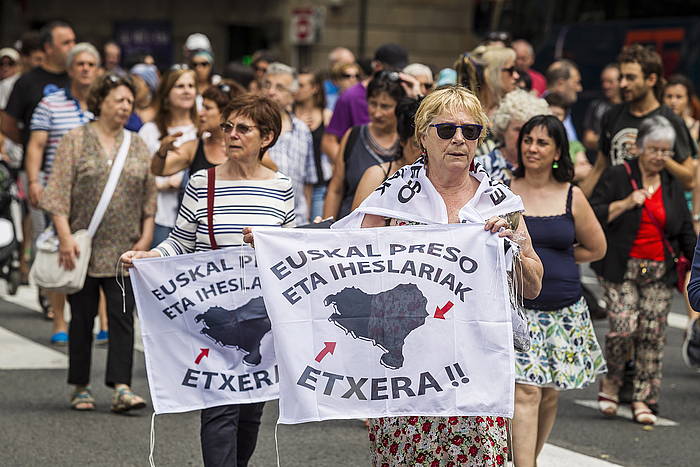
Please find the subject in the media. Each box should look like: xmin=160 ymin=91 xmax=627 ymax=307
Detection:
xmin=509 ymin=115 xmax=607 ymax=466
xmin=474 ymin=89 xmax=550 ymax=183
xmin=121 ymin=94 xmax=294 ymax=467
xmin=40 ymin=73 xmax=156 ymax=412
xmin=280 ymin=85 xmax=541 ymax=466
xmin=403 ymin=63 xmax=434 ymax=95
xmin=591 ymin=115 xmax=696 ymax=425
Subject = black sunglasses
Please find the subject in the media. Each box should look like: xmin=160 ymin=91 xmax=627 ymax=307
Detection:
xmin=192 ymin=61 xmax=211 ymax=68
xmin=341 ymin=73 xmax=360 ymax=79
xmin=502 ymin=66 xmax=517 ymax=75
xmin=429 ymin=123 xmax=482 ymax=140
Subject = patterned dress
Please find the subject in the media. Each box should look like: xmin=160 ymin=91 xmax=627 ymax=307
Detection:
xmin=369 ymin=217 xmax=509 ymax=467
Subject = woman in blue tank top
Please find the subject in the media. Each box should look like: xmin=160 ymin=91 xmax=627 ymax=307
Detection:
xmin=508 ymin=115 xmax=608 ymax=467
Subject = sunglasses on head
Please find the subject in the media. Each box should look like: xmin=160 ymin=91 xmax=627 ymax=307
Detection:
xmin=429 ymin=123 xmax=482 ymax=140
xmin=170 ymin=63 xmax=190 ymax=71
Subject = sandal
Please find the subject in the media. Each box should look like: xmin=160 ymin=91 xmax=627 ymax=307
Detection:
xmin=111 ymin=387 xmax=146 ymax=413
xmin=71 ymin=389 xmax=95 ymax=411
xmin=597 ymin=391 xmax=619 ymax=416
xmin=633 ymin=403 xmax=657 ymax=425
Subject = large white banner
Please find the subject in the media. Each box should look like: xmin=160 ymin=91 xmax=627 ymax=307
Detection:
xmin=131 ymin=247 xmax=278 ymax=414
xmin=254 ymin=224 xmax=515 ymax=424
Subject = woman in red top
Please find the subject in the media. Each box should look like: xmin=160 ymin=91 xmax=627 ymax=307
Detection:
xmin=590 ymin=115 xmax=696 ymax=425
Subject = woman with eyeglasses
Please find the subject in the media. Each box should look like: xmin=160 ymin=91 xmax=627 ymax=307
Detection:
xmin=323 ymin=73 xmax=406 ymax=220
xmin=508 ymin=115 xmax=607 ymax=466
xmin=40 ymin=73 xmax=156 ymax=412
xmin=138 ymin=67 xmax=198 ymax=246
xmin=121 ymin=94 xmax=294 ymax=466
xmin=151 ymin=80 xmax=244 ymax=177
xmin=309 ymin=85 xmax=543 ymax=467
xmin=590 ymin=115 xmax=696 ymax=425
xmin=294 ymin=70 xmax=333 ymax=219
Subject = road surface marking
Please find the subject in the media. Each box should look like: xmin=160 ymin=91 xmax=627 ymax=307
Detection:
xmin=574 ymin=399 xmax=678 ymax=426
xmin=0 ymin=325 xmax=67 ymax=369
xmin=538 ymin=443 xmax=622 ymax=466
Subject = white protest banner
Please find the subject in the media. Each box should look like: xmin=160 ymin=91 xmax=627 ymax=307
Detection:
xmin=254 ymin=223 xmax=514 ymax=424
xmin=130 ymin=247 xmax=278 ymax=414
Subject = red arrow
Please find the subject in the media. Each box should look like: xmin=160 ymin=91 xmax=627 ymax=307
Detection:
xmin=434 ymin=301 xmax=454 ymax=319
xmin=314 ymin=342 xmax=336 ymax=362
xmin=195 ymin=348 xmax=209 ymax=364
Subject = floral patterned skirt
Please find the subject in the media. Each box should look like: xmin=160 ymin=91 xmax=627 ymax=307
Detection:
xmin=515 ymin=297 xmax=607 ymax=389
xmin=368 ymin=415 xmax=508 ymax=466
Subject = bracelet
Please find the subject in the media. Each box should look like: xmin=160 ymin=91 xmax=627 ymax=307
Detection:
xmin=28 ymin=179 xmax=39 ymax=185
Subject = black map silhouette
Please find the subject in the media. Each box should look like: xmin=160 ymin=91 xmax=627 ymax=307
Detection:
xmin=194 ymin=297 xmax=271 ymax=366
xmin=324 ymin=283 xmax=428 ymax=369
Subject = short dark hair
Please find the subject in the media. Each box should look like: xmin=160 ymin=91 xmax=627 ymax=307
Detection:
xmin=544 ymin=92 xmax=569 ymax=111
xmin=366 ymin=70 xmax=406 ymax=103
xmin=513 ymin=115 xmax=573 ymax=183
xmin=545 ymin=59 xmax=578 ymax=88
xmin=39 ymin=20 xmax=71 ymax=51
xmin=618 ymin=44 xmax=664 ymax=100
xmin=19 ymin=30 xmax=42 ymax=57
xmin=221 ymin=94 xmax=282 ymax=159
xmin=665 ymin=74 xmax=696 ymax=101
xmin=395 ymin=97 xmax=420 ymax=143
xmin=202 ymin=79 xmax=245 ymax=111
xmin=87 ymin=73 xmax=136 ymax=117
xmin=223 ymin=61 xmax=255 ymax=89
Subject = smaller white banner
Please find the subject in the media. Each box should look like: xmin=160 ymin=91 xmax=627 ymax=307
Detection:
xmin=131 ymin=247 xmax=278 ymax=414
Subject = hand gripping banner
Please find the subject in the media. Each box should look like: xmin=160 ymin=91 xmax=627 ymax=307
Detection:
xmin=254 ymin=223 xmax=515 ymax=424
xmin=130 ymin=247 xmax=278 ymax=414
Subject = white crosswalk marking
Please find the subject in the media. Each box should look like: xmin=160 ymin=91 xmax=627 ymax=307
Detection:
xmin=0 ymin=325 xmax=67 ymax=369
xmin=538 ymin=443 xmax=622 ymax=466
xmin=574 ymin=399 xmax=679 ymax=426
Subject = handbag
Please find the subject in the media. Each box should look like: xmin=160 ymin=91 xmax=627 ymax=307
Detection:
xmin=623 ymin=161 xmax=690 ymax=293
xmin=29 ymin=131 xmax=132 ymax=294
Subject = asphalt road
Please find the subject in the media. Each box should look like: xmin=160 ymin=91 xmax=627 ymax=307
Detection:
xmin=1 ymin=280 xmax=698 ymax=467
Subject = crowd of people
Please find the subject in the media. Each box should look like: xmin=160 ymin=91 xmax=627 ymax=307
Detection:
xmin=2 ymin=20 xmax=700 ymax=467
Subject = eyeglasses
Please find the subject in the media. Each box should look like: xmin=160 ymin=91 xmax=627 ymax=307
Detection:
xmin=219 ymin=121 xmax=257 ymax=135
xmin=262 ymin=81 xmax=291 ymax=93
xmin=429 ymin=123 xmax=482 ymax=140
xmin=502 ymin=66 xmax=517 ymax=75
xmin=341 ymin=73 xmax=360 ymax=79
xmin=192 ymin=62 xmax=211 ymax=68
xmin=646 ymin=146 xmax=674 ymax=158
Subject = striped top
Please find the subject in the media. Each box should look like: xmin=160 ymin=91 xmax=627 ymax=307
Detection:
xmin=156 ymin=169 xmax=295 ymax=256
xmin=30 ymin=88 xmax=93 ymax=176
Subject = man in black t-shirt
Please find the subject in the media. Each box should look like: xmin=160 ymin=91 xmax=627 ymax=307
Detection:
xmin=580 ymin=44 xmax=695 ymax=197
xmin=1 ymin=21 xmax=75 ymax=148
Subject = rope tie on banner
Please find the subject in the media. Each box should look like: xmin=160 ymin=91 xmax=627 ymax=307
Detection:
xmin=274 ymin=422 xmax=281 ymax=467
xmin=115 ymin=260 xmax=127 ymax=314
xmin=149 ymin=411 xmax=157 ymax=467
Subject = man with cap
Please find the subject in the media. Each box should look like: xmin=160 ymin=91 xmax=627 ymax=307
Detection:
xmin=184 ymin=33 xmax=212 ymax=59
xmin=0 ymin=47 xmax=21 ymax=108
xmin=321 ymin=43 xmax=419 ymax=164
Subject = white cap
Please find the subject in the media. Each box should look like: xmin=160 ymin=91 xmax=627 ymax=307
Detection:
xmin=0 ymin=48 xmax=19 ymax=62
xmin=185 ymin=33 xmax=211 ymax=52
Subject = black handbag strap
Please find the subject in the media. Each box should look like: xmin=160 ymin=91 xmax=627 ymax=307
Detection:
xmin=622 ymin=161 xmax=677 ymax=260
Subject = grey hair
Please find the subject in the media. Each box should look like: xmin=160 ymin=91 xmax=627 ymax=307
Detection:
xmin=636 ymin=115 xmax=676 ymax=149
xmin=403 ymin=63 xmax=432 ymax=81
xmin=66 ymin=42 xmax=100 ymax=69
xmin=492 ymin=89 xmax=551 ymax=142
xmin=265 ymin=62 xmax=299 ymax=93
